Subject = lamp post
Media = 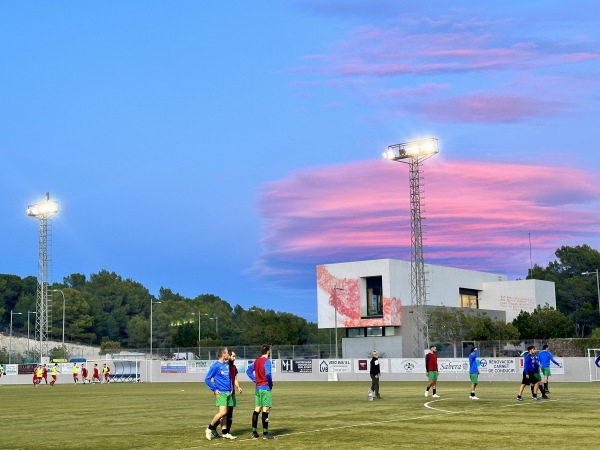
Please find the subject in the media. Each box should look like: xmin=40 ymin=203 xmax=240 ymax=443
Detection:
xmin=27 ymin=192 xmax=59 ymax=361
xmin=582 ymin=269 xmax=600 ymax=315
xmin=150 ymin=300 xmax=161 ymax=382
xmin=333 ymin=286 xmax=344 ymax=359
xmin=210 ymin=315 xmax=219 ymax=334
xmin=51 ymin=289 xmax=66 ymax=348
xmin=195 ymin=312 xmax=209 ymax=358
xmin=9 ymin=311 xmax=23 ymax=364
xmin=383 ymin=137 xmax=439 ymax=357
xmin=28 ymin=311 xmax=37 ymax=355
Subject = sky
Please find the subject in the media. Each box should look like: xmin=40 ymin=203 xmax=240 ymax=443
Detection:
xmin=2 ymin=1 xmax=600 ymax=322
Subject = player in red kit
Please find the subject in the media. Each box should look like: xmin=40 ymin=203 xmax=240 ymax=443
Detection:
xmin=92 ymin=364 xmax=100 ymax=383
xmin=81 ymin=364 xmax=89 ymax=384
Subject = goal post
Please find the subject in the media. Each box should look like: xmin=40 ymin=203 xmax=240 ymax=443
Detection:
xmin=587 ymin=349 xmax=600 ymax=382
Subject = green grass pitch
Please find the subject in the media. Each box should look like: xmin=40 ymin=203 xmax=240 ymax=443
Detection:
xmin=1 ymin=380 xmax=597 ymax=449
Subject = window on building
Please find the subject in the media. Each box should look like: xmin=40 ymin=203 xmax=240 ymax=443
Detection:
xmin=364 ymin=276 xmax=383 ymax=318
xmin=347 ymin=328 xmax=364 ymax=338
xmin=459 ymin=288 xmax=479 ymax=309
xmin=366 ymin=327 xmax=383 ymax=337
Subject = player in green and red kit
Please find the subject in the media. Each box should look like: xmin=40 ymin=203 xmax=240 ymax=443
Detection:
xmin=425 ymin=345 xmax=440 ymax=398
xmin=247 ymin=344 xmax=275 ymax=439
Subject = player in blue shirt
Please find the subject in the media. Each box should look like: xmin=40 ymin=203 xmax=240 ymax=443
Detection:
xmin=517 ymin=346 xmax=541 ymax=401
xmin=468 ymin=347 xmax=480 ymax=400
xmin=204 ymin=348 xmax=236 ymax=440
xmin=538 ymin=344 xmax=561 ymax=394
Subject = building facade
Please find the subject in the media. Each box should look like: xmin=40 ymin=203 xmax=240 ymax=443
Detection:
xmin=316 ymin=259 xmax=556 ymax=357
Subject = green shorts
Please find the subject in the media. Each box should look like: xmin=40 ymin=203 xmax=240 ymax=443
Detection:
xmin=469 ymin=373 xmax=479 ymax=384
xmin=541 ymin=368 xmax=551 ymax=377
xmin=255 ymin=389 xmax=272 ymax=408
xmin=216 ymin=392 xmax=234 ymax=407
xmin=230 ymin=394 xmax=237 ymax=408
xmin=534 ymin=372 xmax=542 ymax=382
xmin=427 ymin=371 xmax=438 ymax=381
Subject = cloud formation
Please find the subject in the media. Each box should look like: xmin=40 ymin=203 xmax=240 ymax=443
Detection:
xmin=289 ymin=11 xmax=600 ymax=123
xmin=253 ymin=158 xmax=600 ymax=286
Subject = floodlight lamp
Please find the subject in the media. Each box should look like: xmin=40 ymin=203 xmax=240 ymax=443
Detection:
xmin=382 ymin=148 xmax=396 ymax=159
xmin=27 ymin=199 xmax=59 ymax=217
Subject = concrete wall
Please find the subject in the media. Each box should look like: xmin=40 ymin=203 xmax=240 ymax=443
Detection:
xmin=1 ymin=357 xmax=595 ymax=384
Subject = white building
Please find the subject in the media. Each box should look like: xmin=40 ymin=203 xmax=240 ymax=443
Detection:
xmin=316 ymin=258 xmax=556 ymax=357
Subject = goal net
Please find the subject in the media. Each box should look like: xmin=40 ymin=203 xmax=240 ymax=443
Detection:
xmin=587 ymin=349 xmax=600 ymax=382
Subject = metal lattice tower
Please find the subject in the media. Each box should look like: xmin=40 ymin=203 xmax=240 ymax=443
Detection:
xmin=383 ymin=138 xmax=438 ymax=357
xmin=27 ymin=193 xmax=59 ymax=362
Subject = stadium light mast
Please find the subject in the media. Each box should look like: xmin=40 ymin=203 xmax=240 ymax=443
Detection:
xmin=383 ymin=138 xmax=439 ymax=357
xmin=27 ymin=192 xmax=59 ymax=362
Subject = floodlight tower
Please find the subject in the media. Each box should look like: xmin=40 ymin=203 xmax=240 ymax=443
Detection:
xmin=27 ymin=192 xmax=59 ymax=362
xmin=383 ymin=138 xmax=439 ymax=357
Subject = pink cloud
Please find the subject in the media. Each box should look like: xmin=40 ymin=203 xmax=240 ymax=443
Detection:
xmin=253 ymin=158 xmax=600 ymax=282
xmin=412 ymin=92 xmax=564 ymax=123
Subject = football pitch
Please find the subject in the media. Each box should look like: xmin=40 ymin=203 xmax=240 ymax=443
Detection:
xmin=1 ymin=380 xmax=597 ymax=449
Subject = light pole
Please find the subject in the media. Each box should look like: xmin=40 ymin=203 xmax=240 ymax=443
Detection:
xmin=383 ymin=137 xmax=439 ymax=357
xmin=210 ymin=315 xmax=219 ymax=334
xmin=150 ymin=300 xmax=161 ymax=382
xmin=582 ymin=269 xmax=600 ymax=315
xmin=28 ymin=311 xmax=37 ymax=355
xmin=51 ymin=289 xmax=66 ymax=348
xmin=195 ymin=312 xmax=209 ymax=358
xmin=333 ymin=286 xmax=344 ymax=359
xmin=27 ymin=192 xmax=59 ymax=361
xmin=9 ymin=311 xmax=23 ymax=364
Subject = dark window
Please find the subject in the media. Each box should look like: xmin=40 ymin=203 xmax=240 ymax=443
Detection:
xmin=459 ymin=288 xmax=479 ymax=309
xmin=366 ymin=276 xmax=383 ymax=317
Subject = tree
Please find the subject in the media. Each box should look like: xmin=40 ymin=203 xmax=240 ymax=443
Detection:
xmin=427 ymin=307 xmax=472 ymax=357
xmin=512 ymin=305 xmax=575 ymax=339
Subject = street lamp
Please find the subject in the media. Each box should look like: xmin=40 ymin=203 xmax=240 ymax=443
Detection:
xmin=582 ymin=269 xmax=600 ymax=315
xmin=383 ymin=137 xmax=439 ymax=357
xmin=51 ymin=289 xmax=66 ymax=347
xmin=194 ymin=312 xmax=209 ymax=358
xmin=149 ymin=300 xmax=161 ymax=382
xmin=28 ymin=311 xmax=37 ymax=355
xmin=27 ymin=192 xmax=59 ymax=361
xmin=333 ymin=286 xmax=344 ymax=359
xmin=9 ymin=311 xmax=23 ymax=364
xmin=210 ymin=315 xmax=219 ymax=334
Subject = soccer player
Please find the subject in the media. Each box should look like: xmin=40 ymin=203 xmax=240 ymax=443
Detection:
xmin=517 ymin=346 xmax=541 ymax=401
xmin=103 ymin=363 xmax=110 ymax=383
xmin=34 ymin=365 xmax=43 ymax=386
xmin=42 ymin=364 xmax=48 ymax=385
xmin=81 ymin=364 xmax=89 ymax=384
xmin=220 ymin=350 xmax=243 ymax=438
xmin=92 ymin=364 xmax=101 ymax=383
xmin=370 ymin=350 xmax=382 ymax=399
xmin=72 ymin=363 xmax=79 ymax=384
xmin=247 ymin=344 xmax=275 ymax=439
xmin=469 ymin=347 xmax=479 ymax=400
xmin=204 ymin=347 xmax=235 ymax=440
xmin=50 ymin=363 xmax=59 ymax=386
xmin=425 ymin=345 xmax=440 ymax=398
xmin=538 ymin=344 xmax=561 ymax=393
xmin=531 ymin=348 xmax=548 ymax=399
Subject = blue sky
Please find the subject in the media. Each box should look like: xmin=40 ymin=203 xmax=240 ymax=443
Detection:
xmin=2 ymin=1 xmax=600 ymax=321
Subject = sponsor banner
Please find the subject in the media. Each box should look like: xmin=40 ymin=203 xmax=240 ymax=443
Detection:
xmin=281 ymin=359 xmax=312 ymax=373
xmin=6 ymin=364 xmax=20 ymax=375
xmin=18 ymin=363 xmax=37 ymax=375
xmin=390 ymin=358 xmax=425 ymax=374
xmin=355 ymin=359 xmax=369 ymax=372
xmin=318 ymin=359 xmax=352 ymax=373
xmin=478 ymin=358 xmax=517 ymax=374
xmin=188 ymin=360 xmax=211 ymax=374
xmin=438 ymin=358 xmax=469 ymax=373
xmin=160 ymin=361 xmax=187 ymax=373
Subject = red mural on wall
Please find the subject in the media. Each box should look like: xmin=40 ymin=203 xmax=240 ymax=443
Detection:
xmin=317 ymin=265 xmax=402 ymax=327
